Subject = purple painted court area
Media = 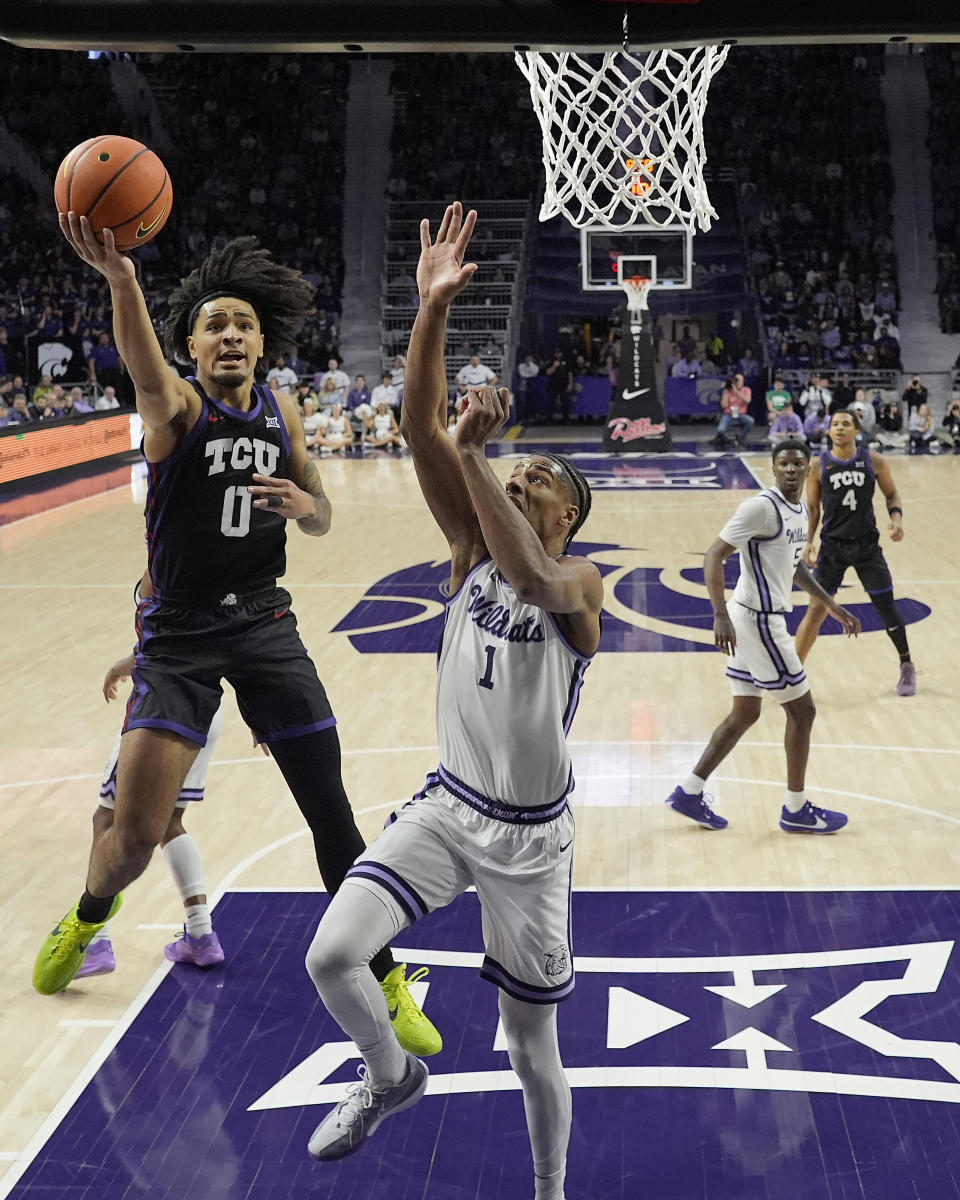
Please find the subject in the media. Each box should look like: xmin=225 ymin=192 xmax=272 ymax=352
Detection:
xmin=12 ymin=889 xmax=960 ymax=1200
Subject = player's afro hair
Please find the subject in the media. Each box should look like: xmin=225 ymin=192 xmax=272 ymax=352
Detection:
xmin=539 ymin=452 xmax=593 ymax=549
xmin=164 ymin=236 xmax=315 ymax=366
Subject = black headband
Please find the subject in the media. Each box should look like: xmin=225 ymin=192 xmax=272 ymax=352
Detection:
xmin=188 ymin=291 xmax=260 ymax=332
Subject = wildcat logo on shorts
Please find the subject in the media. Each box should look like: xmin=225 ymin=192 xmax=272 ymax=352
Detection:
xmin=332 ymin=542 xmax=930 ymax=655
xmin=544 ymin=945 xmax=570 ymax=976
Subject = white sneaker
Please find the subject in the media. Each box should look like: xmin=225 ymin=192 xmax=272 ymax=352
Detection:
xmin=307 ymin=1053 xmax=428 ymax=1161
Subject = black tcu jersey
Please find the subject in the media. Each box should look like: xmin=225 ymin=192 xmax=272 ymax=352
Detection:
xmin=145 ymin=380 xmax=291 ymax=605
xmin=819 ymin=444 xmax=878 ymax=542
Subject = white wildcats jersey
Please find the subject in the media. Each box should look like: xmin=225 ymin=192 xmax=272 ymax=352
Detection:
xmin=719 ymin=488 xmax=808 ymax=613
xmin=436 ymin=558 xmax=592 ymax=810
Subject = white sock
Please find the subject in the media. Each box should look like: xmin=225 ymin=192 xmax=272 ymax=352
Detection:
xmin=164 ymin=832 xmax=208 ymax=903
xmin=184 ymin=904 xmax=213 ymax=938
xmin=535 ymin=1169 xmax=566 ymax=1200
xmin=785 ymin=789 xmax=808 ymax=813
xmin=682 ymin=773 xmax=707 ymax=796
xmin=94 ymin=921 xmax=112 ymax=943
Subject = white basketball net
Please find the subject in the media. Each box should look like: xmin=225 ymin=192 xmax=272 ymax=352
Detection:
xmin=622 ymin=276 xmax=653 ymax=313
xmin=516 ymin=45 xmax=729 ymax=232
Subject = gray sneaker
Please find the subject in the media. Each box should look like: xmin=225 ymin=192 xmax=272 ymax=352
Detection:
xmin=307 ymin=1053 xmax=428 ymax=1161
xmin=897 ymin=662 xmax=917 ymax=696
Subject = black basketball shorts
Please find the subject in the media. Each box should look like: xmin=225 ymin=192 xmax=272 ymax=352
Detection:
xmin=815 ymin=535 xmax=894 ymax=597
xmin=122 ymin=586 xmax=336 ymax=745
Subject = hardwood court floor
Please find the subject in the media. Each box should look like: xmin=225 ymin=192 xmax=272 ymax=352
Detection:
xmin=0 ymin=444 xmax=957 ymax=1189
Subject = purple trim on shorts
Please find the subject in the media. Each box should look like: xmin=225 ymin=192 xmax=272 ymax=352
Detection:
xmin=726 ymin=666 xmax=807 ymax=692
xmin=757 ymin=613 xmax=806 ymax=683
xmin=346 ymin=862 xmax=429 ymax=923
xmin=385 ymin=772 xmax=439 ymax=828
xmin=866 ymin=585 xmax=894 ymax=595
xmin=124 ymin=717 xmax=209 ymax=745
xmin=437 ymin=763 xmax=571 ymax=825
xmin=261 ymin=716 xmax=337 ymax=744
xmin=480 ymin=954 xmax=575 ymax=1004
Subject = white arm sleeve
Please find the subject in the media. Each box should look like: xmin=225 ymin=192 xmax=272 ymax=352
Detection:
xmin=718 ymin=495 xmax=781 ymax=549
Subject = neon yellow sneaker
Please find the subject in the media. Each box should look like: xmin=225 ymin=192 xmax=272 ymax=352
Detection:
xmin=33 ymin=895 xmax=123 ymax=995
xmin=380 ymin=964 xmax=443 ymax=1057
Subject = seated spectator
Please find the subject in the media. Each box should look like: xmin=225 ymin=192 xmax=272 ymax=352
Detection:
xmin=704 ymin=332 xmax=726 ymax=368
xmin=803 ymin=406 xmax=831 ymax=447
xmin=713 ymin=373 xmax=754 ymax=448
xmin=901 ymin=376 xmax=928 ymax=415
xmin=768 ymin=400 xmax=804 ymax=445
xmin=32 ymin=374 xmax=54 ymax=407
xmin=346 ymin=374 xmax=372 ymax=412
xmin=456 ymin=353 xmax=498 ymax=388
xmin=738 ymin=348 xmax=761 ymax=385
xmin=315 ymin=356 xmax=350 ymax=402
xmin=797 ymin=373 xmax=832 ymax=418
xmin=301 ymin=397 xmax=324 ymax=450
xmin=849 ymin=391 xmax=877 ymax=441
xmin=313 ymin=403 xmax=353 ymax=454
xmin=70 ymin=385 xmax=94 ymax=414
xmin=766 ymin=377 xmax=792 ymax=422
xmin=940 ymin=397 xmax=960 ymax=452
xmin=832 ymin=373 xmax=856 ymax=410
xmin=318 ymin=376 xmax=341 ymax=414
xmin=363 ymin=400 xmax=404 ymax=452
xmin=95 ymin=385 xmax=120 ymax=411
xmin=670 ymin=353 xmax=701 ymax=379
xmin=0 ymin=400 xmax=10 ymax=427
xmin=8 ymin=392 xmax=37 ymax=423
xmin=515 ymin=353 xmax=540 ymax=421
xmin=908 ymin=403 xmax=940 ymax=453
xmin=371 ymin=371 xmax=399 ymax=417
xmin=40 ymin=385 xmax=67 ymax=420
xmin=390 ymin=354 xmax=407 ymax=389
xmin=875 ymin=397 xmax=908 ymax=450
xmin=266 ymin=354 xmax=299 ymax=394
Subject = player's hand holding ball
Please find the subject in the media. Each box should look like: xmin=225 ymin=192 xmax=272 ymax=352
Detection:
xmin=55 ymin=135 xmax=173 ymax=281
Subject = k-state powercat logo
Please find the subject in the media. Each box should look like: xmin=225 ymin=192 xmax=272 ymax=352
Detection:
xmin=331 ymin=542 xmax=931 ymax=654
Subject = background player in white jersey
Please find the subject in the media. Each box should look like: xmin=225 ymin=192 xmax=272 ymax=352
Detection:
xmin=794 ymin=408 xmax=916 ymax=695
xmin=303 ymin=203 xmax=602 ymax=1200
xmin=667 ymin=439 xmax=861 ymax=834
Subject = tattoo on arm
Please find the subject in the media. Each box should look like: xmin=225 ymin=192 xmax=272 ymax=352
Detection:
xmin=300 ymin=458 xmax=324 ymax=497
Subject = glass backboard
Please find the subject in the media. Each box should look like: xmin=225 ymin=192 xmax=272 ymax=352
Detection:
xmin=580 ymin=225 xmax=691 ymax=292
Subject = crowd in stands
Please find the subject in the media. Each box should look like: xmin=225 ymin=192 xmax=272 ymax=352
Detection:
xmin=388 ymin=54 xmax=542 ymax=202
xmin=705 ymin=46 xmax=901 ymax=375
xmin=0 ymin=43 xmax=348 ymax=428
xmin=925 ymin=46 xmax=960 ymax=334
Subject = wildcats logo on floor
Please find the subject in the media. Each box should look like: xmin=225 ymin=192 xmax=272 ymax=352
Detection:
xmin=8 ymin=890 xmax=960 ymax=1200
xmin=331 ymin=543 xmax=931 ymax=653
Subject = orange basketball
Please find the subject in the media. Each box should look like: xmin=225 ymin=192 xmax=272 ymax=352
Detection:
xmin=54 ymin=135 xmax=173 ymax=252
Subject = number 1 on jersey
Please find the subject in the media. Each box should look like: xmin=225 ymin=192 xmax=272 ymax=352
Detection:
xmin=478 ymin=644 xmax=496 ymax=690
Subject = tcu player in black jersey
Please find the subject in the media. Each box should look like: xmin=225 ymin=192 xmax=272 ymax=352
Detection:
xmin=795 ymin=408 xmax=916 ymax=695
xmin=33 ymin=217 xmax=441 ymax=1057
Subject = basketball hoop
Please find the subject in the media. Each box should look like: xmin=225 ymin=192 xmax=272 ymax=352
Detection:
xmin=516 ymin=45 xmax=729 ymax=232
xmin=622 ymin=276 xmax=653 ymax=313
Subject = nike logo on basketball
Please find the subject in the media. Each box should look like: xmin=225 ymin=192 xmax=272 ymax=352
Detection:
xmin=622 ymin=388 xmax=650 ymax=400
xmin=136 ymin=205 xmax=167 ymax=239
xmin=274 ymin=608 xmax=289 ymax=620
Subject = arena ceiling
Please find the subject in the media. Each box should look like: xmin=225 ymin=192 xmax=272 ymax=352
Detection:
xmin=2 ymin=0 xmax=959 ymax=54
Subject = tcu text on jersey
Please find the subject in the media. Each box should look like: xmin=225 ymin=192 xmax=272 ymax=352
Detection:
xmin=828 ymin=467 xmax=865 ymax=490
xmin=204 ymin=436 xmax=280 ymax=477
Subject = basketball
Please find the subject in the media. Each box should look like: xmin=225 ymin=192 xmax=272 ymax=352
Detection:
xmin=54 ymin=135 xmax=173 ymax=252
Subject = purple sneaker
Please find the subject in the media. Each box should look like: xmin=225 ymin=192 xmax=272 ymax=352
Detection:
xmin=75 ymin=938 xmax=116 ymax=979
xmin=897 ymin=662 xmax=917 ymax=696
xmin=779 ymin=801 xmax=847 ymax=834
xmin=665 ymin=786 xmax=728 ymax=830
xmin=164 ymin=930 xmax=225 ymax=967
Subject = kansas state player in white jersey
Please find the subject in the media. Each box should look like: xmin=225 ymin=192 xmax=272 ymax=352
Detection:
xmin=304 ymin=203 xmax=602 ymax=1200
xmin=667 ymin=439 xmax=860 ymax=834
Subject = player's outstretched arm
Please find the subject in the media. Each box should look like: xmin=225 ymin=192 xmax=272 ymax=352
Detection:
xmin=801 ymin=457 xmax=822 ymax=567
xmin=455 ymin=387 xmax=602 ymax=627
xmin=401 ymin=202 xmax=485 ymax=578
xmin=703 ymin=537 xmax=738 ymax=654
xmin=59 ymin=214 xmax=191 ymax=430
xmin=247 ymin=392 xmax=332 ymax=535
xmin=793 ymin=561 xmax=861 ymax=637
xmin=872 ymin=452 xmax=904 ymax=542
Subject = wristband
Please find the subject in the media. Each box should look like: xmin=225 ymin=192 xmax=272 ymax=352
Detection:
xmin=887 ymin=506 xmax=903 ymax=517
